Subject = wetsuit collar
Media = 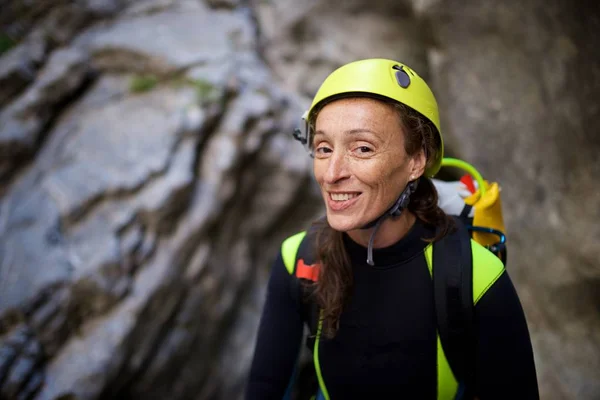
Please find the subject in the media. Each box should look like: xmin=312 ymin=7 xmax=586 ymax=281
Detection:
xmin=343 ymin=217 xmax=435 ymax=268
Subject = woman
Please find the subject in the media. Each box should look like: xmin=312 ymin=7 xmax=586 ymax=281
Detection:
xmin=246 ymin=59 xmax=539 ymax=399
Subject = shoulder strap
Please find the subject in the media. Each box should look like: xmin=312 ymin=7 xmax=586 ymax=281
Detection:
xmin=280 ymin=227 xmax=320 ymax=335
xmin=433 ymin=217 xmax=476 ymax=399
xmin=280 ymin=227 xmax=322 ymax=399
xmin=282 ymin=231 xmax=307 ymax=274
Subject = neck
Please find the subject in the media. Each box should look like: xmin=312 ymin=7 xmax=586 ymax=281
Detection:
xmin=348 ymin=211 xmax=417 ymax=248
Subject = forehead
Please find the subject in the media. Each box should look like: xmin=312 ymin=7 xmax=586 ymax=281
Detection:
xmin=315 ymin=97 xmax=402 ymax=137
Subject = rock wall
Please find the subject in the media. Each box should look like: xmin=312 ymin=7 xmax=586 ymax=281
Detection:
xmin=0 ymin=1 xmax=323 ymax=399
xmin=425 ymin=2 xmax=600 ymax=399
xmin=0 ymin=0 xmax=598 ymax=399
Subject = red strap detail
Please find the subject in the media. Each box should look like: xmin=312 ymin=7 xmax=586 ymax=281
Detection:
xmin=460 ymin=174 xmax=476 ymax=194
xmin=296 ymin=259 xmax=320 ymax=282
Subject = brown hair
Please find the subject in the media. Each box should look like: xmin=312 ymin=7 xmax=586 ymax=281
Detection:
xmin=309 ymin=98 xmax=453 ymax=338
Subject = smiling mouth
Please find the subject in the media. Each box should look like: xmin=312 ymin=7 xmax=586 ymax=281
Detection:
xmin=329 ymin=192 xmax=361 ymax=201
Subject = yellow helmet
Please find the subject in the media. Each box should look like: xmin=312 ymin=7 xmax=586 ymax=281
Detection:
xmin=299 ymin=58 xmax=443 ymax=177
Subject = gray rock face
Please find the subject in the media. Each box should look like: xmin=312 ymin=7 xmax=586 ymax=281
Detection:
xmin=0 ymin=0 xmax=597 ymax=399
xmin=205 ymin=0 xmax=241 ymax=9
xmin=255 ymin=0 xmax=428 ymax=97
xmin=0 ymin=3 xmax=320 ymax=399
xmin=0 ymin=33 xmax=47 ymax=109
xmin=0 ymin=0 xmax=125 ymax=45
xmin=425 ymin=2 xmax=600 ymax=399
xmin=0 ymin=47 xmax=90 ymax=183
xmin=80 ymin=2 xmax=255 ymax=74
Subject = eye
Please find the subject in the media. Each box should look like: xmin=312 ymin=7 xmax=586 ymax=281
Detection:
xmin=354 ymin=146 xmax=373 ymax=155
xmin=315 ymin=145 xmax=332 ymax=157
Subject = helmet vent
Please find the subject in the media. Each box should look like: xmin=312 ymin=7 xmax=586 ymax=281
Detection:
xmin=392 ymin=64 xmax=411 ymax=88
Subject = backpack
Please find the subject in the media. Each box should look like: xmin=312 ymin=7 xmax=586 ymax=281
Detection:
xmin=280 ymin=159 xmax=507 ymax=400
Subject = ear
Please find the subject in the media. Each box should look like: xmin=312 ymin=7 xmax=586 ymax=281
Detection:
xmin=409 ymin=149 xmax=426 ymax=180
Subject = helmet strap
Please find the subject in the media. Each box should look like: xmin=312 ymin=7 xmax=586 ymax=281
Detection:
xmin=364 ymin=179 xmax=419 ymax=266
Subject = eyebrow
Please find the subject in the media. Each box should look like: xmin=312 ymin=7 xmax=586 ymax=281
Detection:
xmin=314 ymin=128 xmax=379 ymax=136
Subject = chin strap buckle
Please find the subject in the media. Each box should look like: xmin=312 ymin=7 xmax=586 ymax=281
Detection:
xmin=366 ymin=179 xmax=419 ymax=266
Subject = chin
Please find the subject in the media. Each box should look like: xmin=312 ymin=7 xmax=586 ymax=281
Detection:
xmin=326 ymin=213 xmax=364 ymax=232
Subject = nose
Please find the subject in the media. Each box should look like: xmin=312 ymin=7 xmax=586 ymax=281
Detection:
xmin=323 ymin=150 xmax=350 ymax=184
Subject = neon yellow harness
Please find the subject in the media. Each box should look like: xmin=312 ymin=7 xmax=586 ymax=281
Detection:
xmin=281 ymin=233 xmax=504 ymax=400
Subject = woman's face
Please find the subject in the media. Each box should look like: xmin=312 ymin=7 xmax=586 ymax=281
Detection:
xmin=313 ymin=97 xmax=425 ymax=232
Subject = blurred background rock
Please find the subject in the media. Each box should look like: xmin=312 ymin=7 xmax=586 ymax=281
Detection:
xmin=0 ymin=0 xmax=597 ymax=399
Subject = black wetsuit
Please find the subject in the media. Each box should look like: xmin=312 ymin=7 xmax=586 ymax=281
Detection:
xmin=246 ymin=219 xmax=539 ymax=399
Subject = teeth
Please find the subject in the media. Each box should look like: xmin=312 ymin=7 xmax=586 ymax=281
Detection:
xmin=330 ymin=193 xmax=358 ymax=201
